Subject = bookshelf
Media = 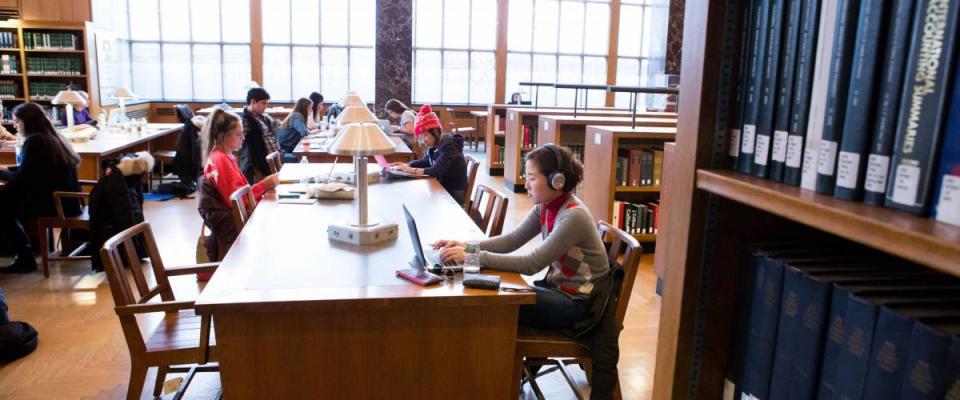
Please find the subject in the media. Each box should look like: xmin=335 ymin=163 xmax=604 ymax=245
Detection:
xmin=21 ymin=23 xmax=89 ymax=119
xmin=652 ymin=1 xmax=960 ymax=399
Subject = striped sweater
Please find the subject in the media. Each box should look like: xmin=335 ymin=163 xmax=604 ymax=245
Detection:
xmin=479 ymin=193 xmax=610 ymax=297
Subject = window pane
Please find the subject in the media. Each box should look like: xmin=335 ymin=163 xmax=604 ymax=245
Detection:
xmin=321 ymin=0 xmax=348 ymax=45
xmin=223 ymin=45 xmax=251 ymax=100
xmin=642 ymin=3 xmax=668 ymax=58
xmin=532 ymin=54 xmax=557 ymax=105
xmin=129 ymin=0 xmax=159 ymax=40
xmin=469 ymin=51 xmax=495 ymax=104
xmin=221 ymin=0 xmax=251 ymax=43
xmin=618 ymin=4 xmax=642 ymax=57
xmin=443 ymin=0 xmax=470 ymax=49
xmin=291 ymin=0 xmax=320 ymax=45
xmin=321 ymin=47 xmax=348 ymax=97
xmin=471 ymin=0 xmax=496 ymax=50
xmin=350 ymin=0 xmax=375 ymax=46
xmin=505 ymin=53 xmax=531 ymax=102
xmin=414 ymin=50 xmax=441 ymax=103
xmin=160 ymin=0 xmax=190 ymax=41
xmin=531 ymin=0 xmax=558 ymax=53
xmin=507 ymin=0 xmax=532 ymax=51
xmin=556 ymin=55 xmax=581 ymax=106
xmin=557 ymin=1 xmax=583 ymax=54
xmin=263 ymin=45 xmax=292 ymax=101
xmin=292 ymin=46 xmax=320 ymax=98
xmin=261 ymin=0 xmax=290 ymax=44
xmin=162 ymin=44 xmax=192 ymax=99
xmin=583 ymin=56 xmax=606 ymax=106
xmin=415 ymin=0 xmax=442 ymax=48
xmin=615 ymin=57 xmax=640 ymax=107
xmin=583 ymin=3 xmax=609 ymax=55
xmin=442 ymin=51 xmax=468 ymax=103
xmin=190 ymin=0 xmax=220 ymax=42
xmin=192 ymin=45 xmax=222 ymax=100
xmin=349 ymin=48 xmax=375 ymax=101
xmin=130 ymin=43 xmax=162 ymax=99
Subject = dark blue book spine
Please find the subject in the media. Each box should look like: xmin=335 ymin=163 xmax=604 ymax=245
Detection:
xmin=885 ymin=0 xmax=960 ymax=215
xmin=738 ymin=0 xmax=771 ymax=174
xmin=785 ymin=0 xmax=822 ymax=186
xmin=769 ymin=0 xmax=805 ymax=182
xmin=834 ymin=294 xmax=878 ymax=399
xmin=786 ymin=267 xmax=833 ymax=398
xmin=730 ymin=0 xmax=757 ymax=170
xmin=931 ymin=63 xmax=960 ymax=226
xmin=945 ymin=337 xmax=960 ymax=398
xmin=753 ymin=0 xmax=788 ymax=178
xmin=819 ymin=283 xmax=853 ymax=399
xmin=861 ymin=306 xmax=917 ymax=399
xmin=900 ymin=322 xmax=958 ymax=399
xmin=834 ymin=0 xmax=889 ymax=201
xmin=863 ymin=0 xmax=915 ymax=206
xmin=814 ymin=0 xmax=861 ymax=194
xmin=768 ymin=266 xmax=804 ymax=399
xmin=739 ymin=254 xmax=786 ymax=399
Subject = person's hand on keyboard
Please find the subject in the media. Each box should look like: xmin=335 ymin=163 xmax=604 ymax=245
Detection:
xmin=437 ymin=246 xmax=466 ymax=264
xmin=431 ymin=240 xmax=465 ymax=250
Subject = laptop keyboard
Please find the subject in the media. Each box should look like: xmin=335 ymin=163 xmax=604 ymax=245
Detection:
xmin=427 ymin=248 xmax=459 ymax=267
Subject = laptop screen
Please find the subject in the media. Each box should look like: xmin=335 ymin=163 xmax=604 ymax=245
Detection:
xmin=374 ymin=155 xmax=389 ymax=169
xmin=402 ymin=204 xmax=428 ymax=269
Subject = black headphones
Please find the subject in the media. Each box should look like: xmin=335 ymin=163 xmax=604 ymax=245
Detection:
xmin=543 ymin=143 xmax=566 ymax=191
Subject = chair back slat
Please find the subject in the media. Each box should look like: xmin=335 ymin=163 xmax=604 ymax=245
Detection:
xmin=597 ymin=221 xmax=643 ymax=325
xmin=122 ymin=239 xmax=152 ymax=301
xmin=463 ymin=155 xmax=479 ymax=211
xmin=229 ymin=185 xmax=257 ymax=229
xmin=266 ymin=151 xmax=282 ymax=174
xmin=468 ymin=184 xmax=509 ymax=237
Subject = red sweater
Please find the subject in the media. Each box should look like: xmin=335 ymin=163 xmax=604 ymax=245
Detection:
xmin=204 ymin=148 xmax=267 ymax=207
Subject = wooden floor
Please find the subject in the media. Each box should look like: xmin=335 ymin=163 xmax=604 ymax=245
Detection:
xmin=0 ymin=148 xmax=661 ymax=399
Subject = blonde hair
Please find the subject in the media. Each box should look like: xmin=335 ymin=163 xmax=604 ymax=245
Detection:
xmin=200 ymin=108 xmax=241 ymax=163
xmin=280 ymin=97 xmax=312 ymax=129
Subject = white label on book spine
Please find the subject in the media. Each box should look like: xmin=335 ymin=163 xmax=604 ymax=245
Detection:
xmin=755 ymin=134 xmax=771 ymax=166
xmin=594 ymin=133 xmax=602 ymax=145
xmin=544 ymin=121 xmax=549 ymax=130
xmin=836 ymin=151 xmax=860 ymax=189
xmin=865 ymin=154 xmax=891 ymax=193
xmin=891 ymin=164 xmax=921 ymax=206
xmin=935 ymin=175 xmax=960 ymax=226
xmin=772 ymin=130 xmax=788 ymax=162
xmin=729 ymin=129 xmax=741 ymax=157
xmin=741 ymin=124 xmax=756 ymax=154
xmin=786 ymin=135 xmax=803 ymax=168
xmin=817 ymin=140 xmax=839 ymax=176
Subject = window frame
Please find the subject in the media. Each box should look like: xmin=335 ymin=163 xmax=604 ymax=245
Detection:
xmin=615 ymin=0 xmax=669 ymax=108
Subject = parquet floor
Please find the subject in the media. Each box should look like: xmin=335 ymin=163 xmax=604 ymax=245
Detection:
xmin=0 ymin=148 xmax=661 ymax=399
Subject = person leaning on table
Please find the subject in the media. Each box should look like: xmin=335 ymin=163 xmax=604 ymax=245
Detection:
xmin=390 ymin=104 xmax=468 ymax=205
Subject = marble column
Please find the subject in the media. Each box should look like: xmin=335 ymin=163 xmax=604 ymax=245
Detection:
xmin=666 ymin=0 xmax=685 ymax=75
xmin=375 ymin=0 xmax=413 ymax=114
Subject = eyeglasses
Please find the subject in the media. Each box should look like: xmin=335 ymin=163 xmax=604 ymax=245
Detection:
xmin=439 ymin=267 xmax=456 ymax=281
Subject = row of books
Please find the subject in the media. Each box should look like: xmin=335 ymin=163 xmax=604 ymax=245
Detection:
xmin=568 ymin=144 xmax=585 ymax=198
xmin=521 ymin=124 xmax=538 ymax=148
xmin=611 ymin=200 xmax=659 ymax=235
xmin=26 ymin=56 xmax=83 ymax=75
xmin=28 ymin=81 xmax=81 ymax=100
xmin=0 ymin=55 xmax=18 ymax=74
xmin=0 ymin=81 xmax=18 ymax=99
xmin=727 ymin=0 xmax=960 ymax=227
xmin=491 ymin=144 xmax=505 ymax=165
xmin=23 ymin=32 xmax=79 ymax=50
xmin=615 ymin=146 xmax=664 ymax=187
xmin=0 ymin=32 xmax=17 ymax=49
xmin=731 ymin=243 xmax=960 ymax=400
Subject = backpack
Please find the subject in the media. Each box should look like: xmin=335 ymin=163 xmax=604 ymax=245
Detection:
xmin=0 ymin=321 xmax=38 ymax=363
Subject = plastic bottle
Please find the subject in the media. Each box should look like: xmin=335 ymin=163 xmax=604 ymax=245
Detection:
xmin=463 ymin=240 xmax=480 ymax=274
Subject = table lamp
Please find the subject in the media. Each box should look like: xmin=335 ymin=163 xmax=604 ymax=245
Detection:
xmin=340 ymin=93 xmax=365 ymax=107
xmin=110 ymin=87 xmax=136 ymax=123
xmin=326 ymin=122 xmax=398 ymax=245
xmin=243 ymin=81 xmax=261 ymax=91
xmin=52 ymin=90 xmax=87 ymax=133
xmin=335 ymin=105 xmax=377 ymax=126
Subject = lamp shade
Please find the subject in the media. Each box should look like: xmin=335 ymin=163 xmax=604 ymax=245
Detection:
xmin=335 ymin=106 xmax=378 ymax=126
xmin=52 ymin=90 xmax=87 ymax=106
xmin=110 ymin=87 xmax=136 ymax=99
xmin=327 ymin=123 xmax=396 ymax=156
xmin=339 ymin=93 xmax=365 ymax=107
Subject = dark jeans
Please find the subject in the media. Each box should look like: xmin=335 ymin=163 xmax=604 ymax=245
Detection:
xmin=0 ymin=191 xmax=30 ymax=255
xmin=0 ymin=287 xmax=7 ymax=323
xmin=518 ymin=285 xmax=589 ymax=330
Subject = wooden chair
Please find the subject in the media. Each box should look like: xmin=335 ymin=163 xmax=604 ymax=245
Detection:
xmin=266 ymin=151 xmax=282 ymax=174
xmin=512 ymin=221 xmax=643 ymax=400
xmin=443 ymin=107 xmax=478 ymax=146
xmin=152 ymin=150 xmax=177 ymax=189
xmin=463 ymin=155 xmax=480 ymax=211
xmin=466 ymin=184 xmax=509 ymax=237
xmin=100 ymin=221 xmax=219 ymax=400
xmin=229 ymin=185 xmax=256 ymax=229
xmin=37 ymin=179 xmax=97 ymax=278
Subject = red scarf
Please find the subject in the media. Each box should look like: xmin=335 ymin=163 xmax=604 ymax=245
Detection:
xmin=539 ymin=192 xmax=574 ymax=234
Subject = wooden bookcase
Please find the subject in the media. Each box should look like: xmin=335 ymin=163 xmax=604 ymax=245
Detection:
xmin=581 ymin=125 xmax=677 ymax=243
xmin=651 ymin=1 xmax=960 ymax=399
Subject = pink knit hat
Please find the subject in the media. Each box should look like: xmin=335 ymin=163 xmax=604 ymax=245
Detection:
xmin=414 ymin=104 xmax=442 ymax=137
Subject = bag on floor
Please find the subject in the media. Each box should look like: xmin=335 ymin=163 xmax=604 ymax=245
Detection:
xmin=0 ymin=321 xmax=38 ymax=363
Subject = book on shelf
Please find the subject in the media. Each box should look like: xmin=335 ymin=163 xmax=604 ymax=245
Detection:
xmin=768 ymin=0 xmax=804 ymax=182
xmin=611 ymin=200 xmax=659 ymax=235
xmin=0 ymin=32 xmax=17 ymax=49
xmin=615 ymin=146 xmax=664 ymax=187
xmin=753 ymin=0 xmax=789 ymax=178
xmin=24 ymin=32 xmax=78 ymax=50
xmin=738 ymin=0 xmax=773 ymax=174
xmin=800 ymin=0 xmax=840 ymax=191
xmin=898 ymin=319 xmax=960 ymax=398
xmin=727 ymin=0 xmax=755 ymax=170
xmin=784 ymin=0 xmax=822 ymax=186
xmin=933 ymin=67 xmax=960 ymax=227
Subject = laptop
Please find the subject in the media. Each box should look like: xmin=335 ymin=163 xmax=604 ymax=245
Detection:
xmin=377 ymin=119 xmax=396 ymax=135
xmin=374 ymin=155 xmax=421 ymax=178
xmin=403 ymin=204 xmax=463 ymax=271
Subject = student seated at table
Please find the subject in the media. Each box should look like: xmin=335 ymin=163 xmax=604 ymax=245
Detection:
xmin=433 ymin=144 xmax=611 ymax=330
xmin=390 ymin=104 xmax=468 ymax=205
xmin=0 ymin=103 xmax=83 ymax=273
xmin=384 ymin=99 xmax=419 ymax=155
xmin=238 ymin=87 xmax=281 ymax=183
xmin=508 ymin=92 xmax=523 ymax=104
xmin=0 ymin=101 xmax=16 ymax=141
xmin=58 ymin=91 xmax=95 ymax=127
xmin=277 ymin=97 xmax=314 ymax=162
xmin=306 ymin=92 xmax=325 ymax=130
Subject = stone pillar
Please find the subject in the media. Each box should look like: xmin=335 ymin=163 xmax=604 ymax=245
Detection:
xmin=666 ymin=0 xmax=685 ymax=75
xmin=375 ymin=0 xmax=413 ymax=114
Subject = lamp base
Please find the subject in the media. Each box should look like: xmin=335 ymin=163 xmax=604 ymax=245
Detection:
xmin=327 ymin=221 xmax=398 ymax=245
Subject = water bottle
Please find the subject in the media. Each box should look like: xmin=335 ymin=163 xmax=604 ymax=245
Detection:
xmin=463 ymin=240 xmax=481 ymax=274
xmin=299 ymin=156 xmax=310 ymax=184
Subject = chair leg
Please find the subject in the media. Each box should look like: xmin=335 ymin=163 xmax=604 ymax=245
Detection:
xmin=581 ymin=357 xmax=593 ymax=384
xmin=511 ymin=354 xmax=523 ymax=400
xmin=127 ymin=362 xmax=148 ymax=400
xmin=153 ymin=365 xmax=168 ymax=397
xmin=38 ymin=223 xmax=49 ymax=278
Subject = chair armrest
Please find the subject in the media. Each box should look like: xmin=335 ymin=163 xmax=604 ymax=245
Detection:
xmin=115 ymin=300 xmax=196 ymax=316
xmin=165 ymin=262 xmax=220 ymax=276
xmin=53 ymin=191 xmax=91 ymax=219
xmin=78 ymin=179 xmax=98 ymax=187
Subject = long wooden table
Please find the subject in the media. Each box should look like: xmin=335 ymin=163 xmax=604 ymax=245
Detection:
xmin=195 ymin=163 xmax=535 ymax=399
xmin=0 ymin=123 xmax=182 ymax=181
xmin=292 ymin=135 xmax=416 ymax=163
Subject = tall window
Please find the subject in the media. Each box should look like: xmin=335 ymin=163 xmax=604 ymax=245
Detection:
xmin=261 ymin=0 xmax=375 ymax=102
xmin=615 ymin=0 xmax=669 ymax=108
xmin=413 ymin=0 xmax=497 ymax=105
xmin=505 ymin=0 xmax=609 ymax=107
xmin=126 ymin=0 xmax=252 ymax=101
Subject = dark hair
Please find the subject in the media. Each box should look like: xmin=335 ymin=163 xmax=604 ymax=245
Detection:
xmin=422 ymin=127 xmax=443 ymax=145
xmin=524 ymin=144 xmax=583 ymax=193
xmin=309 ymin=92 xmax=324 ymax=116
xmin=282 ymin=97 xmax=312 ymax=129
xmin=200 ymin=108 xmax=242 ymax=163
xmin=246 ymin=87 xmax=271 ymax=104
xmin=384 ymin=99 xmax=409 ymax=114
xmin=511 ymin=92 xmax=522 ymax=102
xmin=13 ymin=103 xmax=80 ymax=167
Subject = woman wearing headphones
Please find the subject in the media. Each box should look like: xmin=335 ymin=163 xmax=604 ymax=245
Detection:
xmin=433 ymin=144 xmax=610 ymax=330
